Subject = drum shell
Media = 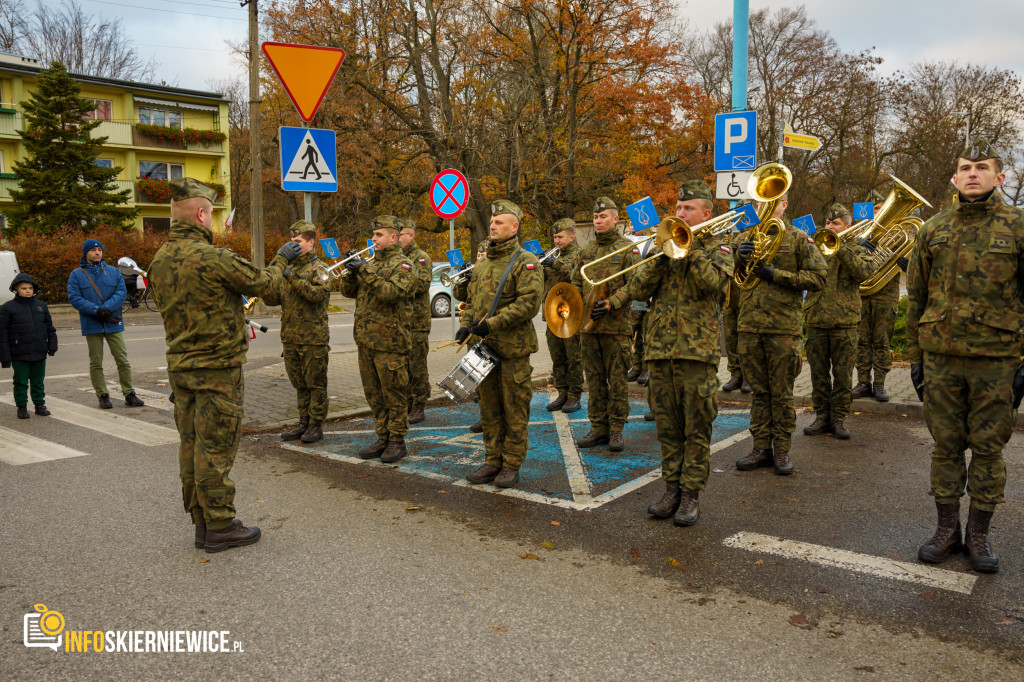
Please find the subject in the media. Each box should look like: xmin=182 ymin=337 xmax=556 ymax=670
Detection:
xmin=438 ymin=343 xmax=501 ymax=402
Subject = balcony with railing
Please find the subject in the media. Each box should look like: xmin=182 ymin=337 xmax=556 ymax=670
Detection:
xmin=1 ymin=176 xmax=137 ymax=202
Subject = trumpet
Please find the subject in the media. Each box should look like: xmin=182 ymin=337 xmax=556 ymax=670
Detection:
xmin=242 ymin=294 xmax=259 ymax=315
xmin=538 ymin=247 xmax=560 ymax=267
xmin=316 ymin=245 xmax=375 ymax=281
xmin=734 ymin=162 xmax=793 ymax=290
xmin=440 ymin=264 xmax=475 ymax=287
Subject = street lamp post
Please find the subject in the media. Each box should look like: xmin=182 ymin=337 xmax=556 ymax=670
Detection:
xmin=953 ymin=110 xmax=971 ymax=147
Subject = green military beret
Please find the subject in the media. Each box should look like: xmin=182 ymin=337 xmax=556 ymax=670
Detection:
xmin=371 ymin=215 xmax=402 ymax=231
xmin=867 ymin=189 xmax=886 ymax=205
xmin=169 ymin=177 xmax=218 ymax=203
xmin=593 ymin=196 xmax=617 ymax=213
xmin=288 ymin=219 xmax=316 ymax=237
xmin=959 ymin=136 xmax=1002 ymax=162
xmin=677 ymin=179 xmax=713 ymax=202
xmin=398 ymin=217 xmax=417 ymax=230
xmin=824 ymin=203 xmax=850 ymax=222
xmin=552 ymin=217 xmax=576 ymax=234
xmin=491 ymin=199 xmax=523 ymax=221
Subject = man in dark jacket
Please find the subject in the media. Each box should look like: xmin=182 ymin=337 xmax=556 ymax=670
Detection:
xmin=67 ymin=239 xmax=145 ymax=409
xmin=0 ymin=273 xmax=58 ymax=418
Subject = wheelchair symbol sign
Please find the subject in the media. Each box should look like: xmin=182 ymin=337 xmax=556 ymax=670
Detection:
xmin=715 ymin=171 xmax=753 ymax=201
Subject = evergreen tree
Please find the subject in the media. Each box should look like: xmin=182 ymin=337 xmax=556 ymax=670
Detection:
xmin=9 ymin=61 xmax=137 ymax=234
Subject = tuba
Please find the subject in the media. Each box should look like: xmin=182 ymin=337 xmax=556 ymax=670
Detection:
xmin=857 ymin=175 xmax=931 ymax=295
xmin=734 ymin=163 xmax=793 ymax=290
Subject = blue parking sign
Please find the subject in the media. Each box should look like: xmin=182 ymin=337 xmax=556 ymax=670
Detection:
xmin=793 ymin=214 xmax=816 ymax=235
xmin=715 ymin=111 xmax=757 ymax=172
xmin=853 ymin=202 xmax=875 ymax=221
xmin=319 ymin=237 xmax=340 ymax=259
xmin=626 ymin=196 xmax=659 ymax=232
xmin=522 ymin=239 xmax=544 ymax=256
xmin=446 ymin=249 xmax=465 ymax=267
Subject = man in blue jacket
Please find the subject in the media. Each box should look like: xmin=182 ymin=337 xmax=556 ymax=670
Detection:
xmin=67 ymin=238 xmax=145 ymax=409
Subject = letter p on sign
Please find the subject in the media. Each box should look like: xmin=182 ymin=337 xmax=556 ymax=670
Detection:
xmin=724 ymin=119 xmax=747 ymax=153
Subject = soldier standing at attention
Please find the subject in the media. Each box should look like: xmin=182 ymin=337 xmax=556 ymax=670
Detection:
xmin=457 ymin=200 xmax=543 ymax=489
xmin=264 ymin=220 xmax=331 ymax=444
xmin=852 ymin=190 xmax=898 ymax=402
xmin=734 ymin=193 xmax=827 ymax=475
xmin=909 ymin=138 xmax=1023 ymax=574
xmin=571 ymin=197 xmax=640 ymax=452
xmin=803 ymin=205 xmax=874 ymax=440
xmin=399 ymin=218 xmax=433 ymax=424
xmin=150 ymin=177 xmax=297 ymax=553
xmin=615 ymin=180 xmax=733 ymax=525
xmin=542 ymin=217 xmax=583 ymax=414
xmin=720 ymin=225 xmax=750 ymax=394
xmin=341 ymin=216 xmax=417 ymax=464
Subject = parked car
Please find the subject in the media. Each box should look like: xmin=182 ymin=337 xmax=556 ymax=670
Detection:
xmin=429 ymin=262 xmax=464 ymax=317
xmin=0 ymin=251 xmax=20 ymax=303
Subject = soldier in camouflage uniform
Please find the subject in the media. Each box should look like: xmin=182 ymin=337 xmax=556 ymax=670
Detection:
xmin=721 ymin=229 xmax=749 ymax=393
xmin=852 ymin=189 xmax=899 ymax=402
xmin=262 ymin=220 xmax=331 ymax=444
xmin=542 ymin=217 xmax=584 ymax=413
xmin=150 ymin=177 xmax=294 ymax=553
xmin=734 ymin=194 xmax=827 ymax=475
xmin=399 ymin=219 xmax=433 ymax=424
xmin=570 ymin=197 xmax=640 ymax=452
xmin=908 ymin=138 xmax=1023 ymax=574
xmin=803 ymin=205 xmax=874 ymax=440
xmin=340 ymin=215 xmax=417 ymax=463
xmin=457 ymin=200 xmax=543 ymax=489
xmin=614 ymin=180 xmax=733 ymax=525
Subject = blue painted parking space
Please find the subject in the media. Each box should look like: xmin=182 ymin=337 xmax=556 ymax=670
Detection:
xmin=288 ymin=392 xmax=751 ymax=510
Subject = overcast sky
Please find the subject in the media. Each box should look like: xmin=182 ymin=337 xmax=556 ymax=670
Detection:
xmin=36 ymin=0 xmax=1024 ymax=93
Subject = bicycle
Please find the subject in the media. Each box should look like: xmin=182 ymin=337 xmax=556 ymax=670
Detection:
xmin=118 ymin=257 xmax=158 ymax=313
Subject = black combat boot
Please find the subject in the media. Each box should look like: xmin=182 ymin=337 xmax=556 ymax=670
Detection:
xmin=740 ymin=379 xmax=751 ymax=393
xmin=561 ymin=397 xmax=582 ymax=413
xmin=647 ymin=482 xmax=681 ymax=518
xmin=408 ymin=406 xmax=425 ymax=424
xmin=575 ymin=431 xmax=609 ymax=448
xmin=772 ymin=449 xmax=793 ymax=476
xmin=546 ymin=393 xmax=568 ymax=411
xmin=124 ymin=391 xmax=145 ymax=407
xmin=204 ymin=518 xmax=261 ymax=553
xmin=380 ymin=439 xmax=407 ymax=463
xmin=281 ymin=416 xmax=309 ymax=441
xmin=466 ymin=464 xmax=501 ymax=484
xmin=644 ymin=411 xmax=655 ymax=421
xmin=736 ymin=448 xmax=772 ymax=471
xmin=872 ymin=382 xmax=889 ymax=402
xmin=34 ymin=404 xmax=50 ymax=416
xmin=300 ymin=421 xmax=323 ymax=443
xmin=722 ymin=375 xmax=743 ymax=392
xmin=627 ymin=368 xmax=642 ymax=382
xmin=608 ymin=431 xmax=625 ymax=452
xmin=803 ymin=416 xmax=832 ymax=435
xmin=98 ymin=393 xmax=113 ymax=409
xmin=673 ymin=490 xmax=700 ymax=526
xmin=469 ymin=420 xmax=483 ymax=433
xmin=851 ymin=381 xmax=873 ymax=399
xmin=17 ymin=405 xmax=29 ymax=419
xmin=918 ymin=501 xmax=963 ymax=564
xmin=832 ymin=420 xmax=850 ymax=440
xmin=964 ymin=502 xmax=999 ymax=573
xmin=494 ymin=467 xmax=519 ymax=488
xmin=636 ymin=370 xmax=649 ymax=386
xmin=357 ymin=438 xmax=388 ymax=459
xmin=195 ymin=519 xmax=242 ymax=548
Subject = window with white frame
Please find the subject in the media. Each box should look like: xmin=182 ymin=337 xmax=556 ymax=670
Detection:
xmin=95 ymin=158 xmax=113 ymax=169
xmin=139 ymin=161 xmax=183 ymax=180
xmin=138 ymin=106 xmax=182 ymax=129
xmin=0 ymin=149 xmax=4 ymax=173
xmin=85 ymin=99 xmax=112 ymax=121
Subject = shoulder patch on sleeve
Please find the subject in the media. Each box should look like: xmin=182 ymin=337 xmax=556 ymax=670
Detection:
xmin=401 ymin=263 xmax=411 ymax=270
xmin=418 ymin=258 xmax=427 ymax=263
xmin=720 ymin=245 xmax=731 ymax=253
xmin=525 ymin=263 xmax=535 ymax=270
xmin=807 ymin=237 xmax=814 ymax=243
xmin=632 ymin=248 xmax=640 ymax=254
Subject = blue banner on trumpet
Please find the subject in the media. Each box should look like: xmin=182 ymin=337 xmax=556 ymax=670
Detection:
xmin=522 ymin=239 xmax=544 ymax=256
xmin=626 ymin=196 xmax=658 ymax=232
xmin=446 ymin=249 xmax=465 ymax=267
xmin=319 ymin=237 xmax=340 ymax=259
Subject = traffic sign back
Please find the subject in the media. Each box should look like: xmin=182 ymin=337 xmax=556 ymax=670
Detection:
xmin=715 ymin=111 xmax=757 ymax=171
xmin=430 ymin=169 xmax=470 ymax=219
xmin=262 ymin=42 xmax=346 ymax=122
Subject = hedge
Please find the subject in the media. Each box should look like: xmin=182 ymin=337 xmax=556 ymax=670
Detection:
xmin=6 ymin=225 xmax=291 ymax=304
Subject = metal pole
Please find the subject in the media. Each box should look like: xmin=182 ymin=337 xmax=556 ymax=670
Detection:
xmin=303 ymin=122 xmax=312 ymax=223
xmin=450 ymin=217 xmax=456 ymax=337
xmin=247 ymin=0 xmax=264 ymax=266
xmin=965 ymin=114 xmax=971 ymax=148
xmin=730 ymin=0 xmax=749 ymax=210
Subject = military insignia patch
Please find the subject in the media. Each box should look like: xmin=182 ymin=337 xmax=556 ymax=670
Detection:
xmin=720 ymin=245 xmax=731 ymax=253
xmin=807 ymin=237 xmax=814 ymax=243
xmin=525 ymin=263 xmax=535 ymax=269
xmin=418 ymin=258 xmax=426 ymax=263
xmin=401 ymin=263 xmax=411 ymax=269
xmin=632 ymin=248 xmax=640 ymax=254
xmin=990 ymin=235 xmax=1012 ymax=253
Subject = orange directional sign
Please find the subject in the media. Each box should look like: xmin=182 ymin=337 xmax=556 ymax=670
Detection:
xmin=261 ymin=42 xmax=346 ymax=122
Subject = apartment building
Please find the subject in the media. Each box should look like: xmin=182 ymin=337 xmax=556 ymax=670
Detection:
xmin=0 ymin=51 xmax=232 ymax=233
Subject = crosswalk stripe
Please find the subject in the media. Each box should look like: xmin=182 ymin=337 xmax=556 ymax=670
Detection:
xmin=81 ymin=386 xmax=172 ymax=410
xmin=0 ymin=426 xmax=90 ymax=465
xmin=0 ymin=395 xmax=179 ymax=446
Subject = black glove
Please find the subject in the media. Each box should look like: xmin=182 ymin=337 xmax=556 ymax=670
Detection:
xmin=896 ymin=257 xmax=909 ymax=272
xmin=460 ymin=266 xmax=473 ymax=283
xmin=752 ymin=263 xmax=775 ymax=283
xmin=345 ymin=256 xmax=366 ymax=274
xmin=911 ymin=363 xmax=924 ymax=402
xmin=1013 ymin=364 xmax=1024 ymax=409
xmin=345 ymin=249 xmax=358 ymax=258
xmin=48 ymin=350 xmax=56 ymax=357
xmin=858 ymin=237 xmax=877 ymax=252
xmin=542 ymin=259 xmax=553 ymax=269
xmin=1 ymin=361 xmax=10 ymax=369
xmin=590 ymin=299 xmax=611 ymax=321
xmin=282 ymin=268 xmax=293 ymax=280
xmin=95 ymin=307 xmax=112 ymax=322
xmin=455 ymin=327 xmax=470 ymax=344
xmin=737 ymin=240 xmax=755 ymax=262
xmin=468 ymin=319 xmax=491 ymax=338
xmin=277 ymin=241 xmax=303 ymax=263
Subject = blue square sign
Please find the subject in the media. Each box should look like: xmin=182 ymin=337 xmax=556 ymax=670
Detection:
xmin=319 ymin=237 xmax=340 ymax=259
xmin=626 ymin=196 xmax=659 ymax=232
xmin=853 ymin=202 xmax=875 ymax=221
xmin=715 ymin=111 xmax=757 ymax=172
xmin=279 ymin=126 xmax=338 ymax=192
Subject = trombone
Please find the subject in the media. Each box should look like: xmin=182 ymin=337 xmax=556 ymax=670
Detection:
xmin=316 ymin=245 xmax=374 ymax=281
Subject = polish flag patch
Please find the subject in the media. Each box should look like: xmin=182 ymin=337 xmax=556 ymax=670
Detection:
xmin=720 ymin=245 xmax=731 ymax=253
xmin=401 ymin=263 xmax=411 ymax=269
xmin=418 ymin=258 xmax=426 ymax=263
xmin=632 ymin=248 xmax=640 ymax=254
xmin=526 ymin=263 xmax=536 ymax=270
xmin=808 ymin=237 xmax=815 ymax=243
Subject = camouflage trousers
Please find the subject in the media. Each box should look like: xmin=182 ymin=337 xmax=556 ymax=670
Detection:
xmin=283 ymin=343 xmax=329 ymax=421
xmin=581 ymin=332 xmax=631 ymax=433
xmin=856 ymin=296 xmax=897 ymax=384
xmin=409 ymin=331 xmax=431 ymax=410
xmin=805 ymin=326 xmax=858 ymax=422
xmin=357 ymin=346 xmax=409 ymax=441
xmin=738 ymin=332 xmax=802 ymax=452
xmin=545 ymin=328 xmax=583 ymax=399
xmin=723 ymin=305 xmax=741 ymax=376
xmin=922 ymin=352 xmax=1015 ymax=511
xmin=648 ymin=359 xmax=720 ymax=492
xmin=169 ymin=366 xmax=244 ymax=531
xmin=478 ymin=354 xmax=533 ymax=470
xmin=631 ymin=310 xmax=647 ymax=371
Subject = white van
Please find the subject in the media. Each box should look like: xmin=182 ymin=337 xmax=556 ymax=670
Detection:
xmin=0 ymin=251 xmax=20 ymax=302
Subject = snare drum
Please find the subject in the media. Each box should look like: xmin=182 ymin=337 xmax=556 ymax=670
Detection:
xmin=438 ymin=343 xmax=501 ymax=402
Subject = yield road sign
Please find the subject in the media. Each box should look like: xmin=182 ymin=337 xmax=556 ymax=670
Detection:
xmin=783 ymin=131 xmax=822 ymax=151
xmin=430 ymin=169 xmax=470 ymax=219
xmin=280 ymin=127 xmax=338 ymax=192
xmin=715 ymin=111 xmax=757 ymax=171
xmin=262 ymin=42 xmax=346 ymax=122
xmin=715 ymin=171 xmax=753 ymax=201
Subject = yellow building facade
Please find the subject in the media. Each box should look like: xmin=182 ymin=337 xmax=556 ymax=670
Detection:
xmin=0 ymin=51 xmax=231 ymax=233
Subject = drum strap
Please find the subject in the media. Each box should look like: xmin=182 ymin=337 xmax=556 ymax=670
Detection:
xmin=485 ymin=248 xmax=524 ymax=319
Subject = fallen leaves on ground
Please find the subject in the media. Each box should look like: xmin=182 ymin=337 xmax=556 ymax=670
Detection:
xmin=853 ymin=665 xmax=874 ymax=672
xmin=789 ymin=614 xmax=818 ymax=630
xmin=994 ymin=616 xmax=1018 ymax=625
xmin=520 ymin=553 xmax=540 ymax=560
xmin=199 ymin=558 xmax=210 ymax=563
xmin=690 ymin=597 xmax=715 ymax=606
xmin=539 ymin=542 xmax=554 ymax=549
xmin=490 ymin=626 xmax=507 ymax=632
xmin=406 ymin=506 xmax=420 ymax=511
xmin=550 ymin=521 xmax=560 ymax=526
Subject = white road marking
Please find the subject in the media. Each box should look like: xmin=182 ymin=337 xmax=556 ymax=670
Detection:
xmin=0 ymin=395 xmax=179 ymax=446
xmin=549 ymin=390 xmax=592 ymax=503
xmin=0 ymin=372 xmax=92 ymax=385
xmin=722 ymin=531 xmax=977 ymax=595
xmin=81 ymin=386 xmax=171 ymax=410
xmin=0 ymin=426 xmax=91 ymax=466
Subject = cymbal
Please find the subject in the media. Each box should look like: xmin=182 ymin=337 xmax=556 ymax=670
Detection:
xmin=544 ymin=282 xmax=584 ymax=338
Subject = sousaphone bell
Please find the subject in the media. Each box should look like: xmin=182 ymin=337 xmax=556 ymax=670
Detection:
xmin=544 ymin=282 xmax=584 ymax=338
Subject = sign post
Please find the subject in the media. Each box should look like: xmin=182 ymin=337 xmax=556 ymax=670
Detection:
xmin=429 ymin=169 xmax=471 ymax=338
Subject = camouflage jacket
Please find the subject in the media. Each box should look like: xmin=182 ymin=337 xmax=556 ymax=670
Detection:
xmin=543 ymin=240 xmax=581 ymax=297
xmin=264 ymin=250 xmax=330 ymax=346
xmin=460 ymin=236 xmax=543 ymax=359
xmin=340 ymin=243 xmax=415 ymax=353
xmin=573 ymin=231 xmax=641 ymax=335
xmin=618 ymin=236 xmax=734 ymax=365
xmin=403 ymin=240 xmax=433 ymax=334
xmin=149 ymin=219 xmax=282 ymax=371
xmin=803 ymin=241 xmax=873 ymax=328
xmin=905 ymin=191 xmax=1024 ymax=363
xmin=735 ymin=225 xmax=827 ymax=335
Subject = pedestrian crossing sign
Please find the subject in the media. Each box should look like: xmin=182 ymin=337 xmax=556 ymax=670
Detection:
xmin=279 ymin=126 xmax=337 ymax=192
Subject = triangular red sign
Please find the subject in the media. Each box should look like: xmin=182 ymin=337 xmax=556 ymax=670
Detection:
xmin=261 ymin=42 xmax=346 ymax=122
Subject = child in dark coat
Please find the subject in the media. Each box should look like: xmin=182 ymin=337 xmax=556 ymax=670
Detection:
xmin=0 ymin=273 xmax=58 ymax=418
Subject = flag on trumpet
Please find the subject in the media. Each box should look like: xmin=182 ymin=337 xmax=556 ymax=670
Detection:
xmin=793 ymin=214 xmax=816 ymax=235
xmin=445 ymin=249 xmax=465 ymax=267
xmin=522 ymin=239 xmax=544 ymax=256
xmin=625 ymin=196 xmax=659 ymax=232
